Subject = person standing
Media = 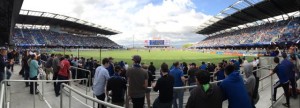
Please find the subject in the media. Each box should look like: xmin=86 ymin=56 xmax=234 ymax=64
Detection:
xmin=270 ymin=57 xmax=290 ymax=107
xmin=55 ymin=55 xmax=71 ymax=97
xmin=199 ymin=62 xmax=207 ymax=70
xmin=186 ymin=70 xmax=224 ymax=108
xmin=126 ymin=55 xmax=148 ymax=108
xmin=220 ymin=64 xmax=252 ymax=108
xmin=22 ymin=51 xmax=30 ymax=87
xmin=213 ymin=63 xmax=225 ymax=81
xmin=281 ymin=53 xmax=297 ymax=99
xmin=106 ymin=65 xmax=127 ymax=107
xmin=29 ymin=54 xmax=39 ymax=94
xmin=243 ymin=63 xmax=257 ymax=108
xmin=152 ymin=63 xmax=174 ymax=108
xmin=45 ymin=54 xmax=54 ymax=81
xmin=52 ymin=54 xmax=61 ymax=88
xmin=148 ymin=62 xmax=156 ymax=80
xmin=93 ymin=58 xmax=110 ymax=108
xmin=107 ymin=57 xmax=115 ymax=77
xmin=187 ymin=63 xmax=197 ymax=91
xmin=169 ymin=62 xmax=186 ymax=108
xmin=0 ymin=47 xmax=8 ymax=83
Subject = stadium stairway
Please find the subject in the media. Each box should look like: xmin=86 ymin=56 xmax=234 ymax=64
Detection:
xmin=3 ymin=65 xmax=300 ymax=108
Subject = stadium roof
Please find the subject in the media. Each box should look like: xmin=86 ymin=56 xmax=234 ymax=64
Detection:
xmin=196 ymin=0 xmax=300 ymax=35
xmin=16 ymin=9 xmax=121 ymax=35
xmin=0 ymin=0 xmax=23 ymax=46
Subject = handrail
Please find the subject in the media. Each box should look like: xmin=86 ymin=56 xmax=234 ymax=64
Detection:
xmin=1 ymin=78 xmax=88 ymax=108
xmin=60 ymin=83 xmax=124 ymax=108
xmin=0 ymin=83 xmax=5 ymax=108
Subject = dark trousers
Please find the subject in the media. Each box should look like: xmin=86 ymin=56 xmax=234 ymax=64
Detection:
xmin=132 ymin=97 xmax=145 ymax=108
xmin=24 ymin=70 xmax=29 ymax=86
xmin=53 ymin=72 xmax=58 ymax=88
xmin=19 ymin=66 xmax=24 ymax=76
xmin=55 ymin=75 xmax=68 ymax=96
xmin=96 ymin=93 xmax=106 ymax=108
xmin=11 ymin=64 xmax=14 ymax=71
xmin=30 ymin=76 xmax=38 ymax=94
xmin=273 ymin=81 xmax=290 ymax=105
xmin=289 ymin=78 xmax=297 ymax=97
xmin=153 ymin=98 xmax=172 ymax=108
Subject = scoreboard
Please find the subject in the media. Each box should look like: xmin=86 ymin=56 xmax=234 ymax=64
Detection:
xmin=144 ymin=40 xmax=170 ymax=46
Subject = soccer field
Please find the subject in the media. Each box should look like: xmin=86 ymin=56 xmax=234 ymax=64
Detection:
xmin=58 ymin=49 xmax=254 ymax=68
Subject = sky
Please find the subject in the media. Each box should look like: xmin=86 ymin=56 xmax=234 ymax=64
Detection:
xmin=21 ymin=0 xmax=238 ymax=48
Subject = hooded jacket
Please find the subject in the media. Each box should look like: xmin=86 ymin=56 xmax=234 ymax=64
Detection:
xmin=243 ymin=63 xmax=256 ymax=100
xmin=186 ymin=83 xmax=223 ymax=108
xmin=220 ymin=72 xmax=252 ymax=108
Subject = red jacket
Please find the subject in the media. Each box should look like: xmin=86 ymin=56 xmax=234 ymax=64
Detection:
xmin=58 ymin=59 xmax=70 ymax=77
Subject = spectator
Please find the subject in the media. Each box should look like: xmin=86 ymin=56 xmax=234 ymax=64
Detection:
xmin=220 ymin=64 xmax=252 ymax=108
xmin=214 ymin=63 xmax=225 ymax=81
xmin=169 ymin=61 xmax=186 ymax=108
xmin=152 ymin=63 xmax=174 ymax=108
xmin=29 ymin=54 xmax=40 ymax=94
xmin=45 ymin=54 xmax=54 ymax=81
xmin=126 ymin=55 xmax=148 ymax=108
xmin=199 ymin=62 xmax=207 ymax=70
xmin=270 ymin=57 xmax=290 ymax=107
xmin=187 ymin=63 xmax=197 ymax=91
xmin=52 ymin=54 xmax=61 ymax=88
xmin=22 ymin=51 xmax=30 ymax=87
xmin=281 ymin=53 xmax=297 ymax=99
xmin=243 ymin=63 xmax=257 ymax=107
xmin=0 ymin=47 xmax=8 ymax=83
xmin=142 ymin=64 xmax=153 ymax=108
xmin=107 ymin=57 xmax=115 ymax=77
xmin=55 ymin=55 xmax=71 ymax=97
xmin=186 ymin=70 xmax=224 ymax=108
xmin=106 ymin=65 xmax=127 ymax=107
xmin=93 ymin=58 xmax=110 ymax=108
xmin=148 ymin=62 xmax=156 ymax=79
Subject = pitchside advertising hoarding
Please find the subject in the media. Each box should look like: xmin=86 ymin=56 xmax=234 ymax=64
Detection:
xmin=144 ymin=40 xmax=170 ymax=46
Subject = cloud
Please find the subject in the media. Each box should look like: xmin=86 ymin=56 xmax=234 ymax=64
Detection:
xmin=21 ymin=0 xmax=210 ymax=48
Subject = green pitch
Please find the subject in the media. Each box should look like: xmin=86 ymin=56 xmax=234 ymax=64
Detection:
xmin=58 ymin=49 xmax=254 ymax=68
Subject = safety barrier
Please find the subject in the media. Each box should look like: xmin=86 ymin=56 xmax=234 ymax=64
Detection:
xmin=60 ymin=83 xmax=124 ymax=108
xmin=0 ymin=78 xmax=88 ymax=108
xmin=126 ymin=64 xmax=276 ymax=108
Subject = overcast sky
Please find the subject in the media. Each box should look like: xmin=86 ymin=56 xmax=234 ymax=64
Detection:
xmin=21 ymin=0 xmax=237 ymax=47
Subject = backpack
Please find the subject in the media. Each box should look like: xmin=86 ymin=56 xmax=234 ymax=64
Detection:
xmin=45 ymin=58 xmax=53 ymax=68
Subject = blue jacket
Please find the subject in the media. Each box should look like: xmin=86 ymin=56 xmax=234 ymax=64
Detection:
xmin=169 ymin=68 xmax=184 ymax=87
xmin=106 ymin=63 xmax=115 ymax=77
xmin=199 ymin=64 xmax=207 ymax=70
xmin=281 ymin=59 xmax=294 ymax=79
xmin=216 ymin=70 xmax=225 ymax=81
xmin=220 ymin=72 xmax=252 ymax=108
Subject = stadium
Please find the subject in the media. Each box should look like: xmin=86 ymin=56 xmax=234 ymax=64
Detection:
xmin=0 ymin=0 xmax=299 ymax=108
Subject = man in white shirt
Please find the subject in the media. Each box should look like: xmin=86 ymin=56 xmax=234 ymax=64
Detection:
xmin=93 ymin=58 xmax=110 ymax=108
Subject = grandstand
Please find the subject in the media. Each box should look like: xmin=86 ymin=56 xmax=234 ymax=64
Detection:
xmin=195 ymin=0 xmax=300 ymax=48
xmin=11 ymin=9 xmax=121 ymax=48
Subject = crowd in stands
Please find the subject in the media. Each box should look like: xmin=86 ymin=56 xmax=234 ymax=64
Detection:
xmin=12 ymin=29 xmax=120 ymax=48
xmin=197 ymin=17 xmax=300 ymax=47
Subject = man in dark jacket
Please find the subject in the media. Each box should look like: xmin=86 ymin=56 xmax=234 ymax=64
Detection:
xmin=0 ymin=47 xmax=8 ymax=83
xmin=148 ymin=62 xmax=156 ymax=79
xmin=220 ymin=65 xmax=252 ymax=108
xmin=152 ymin=63 xmax=174 ymax=108
xmin=186 ymin=70 xmax=224 ymax=108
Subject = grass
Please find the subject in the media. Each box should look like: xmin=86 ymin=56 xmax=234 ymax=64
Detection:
xmin=54 ymin=49 xmax=255 ymax=68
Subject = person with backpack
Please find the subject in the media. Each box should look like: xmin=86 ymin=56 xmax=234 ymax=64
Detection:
xmin=45 ymin=54 xmax=54 ymax=81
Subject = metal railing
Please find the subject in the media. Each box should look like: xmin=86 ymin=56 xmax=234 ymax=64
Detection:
xmin=70 ymin=66 xmax=92 ymax=92
xmin=60 ymin=83 xmax=124 ymax=108
xmin=0 ymin=83 xmax=5 ymax=108
xmin=0 ymin=78 xmax=88 ymax=108
xmin=126 ymin=64 xmax=276 ymax=108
